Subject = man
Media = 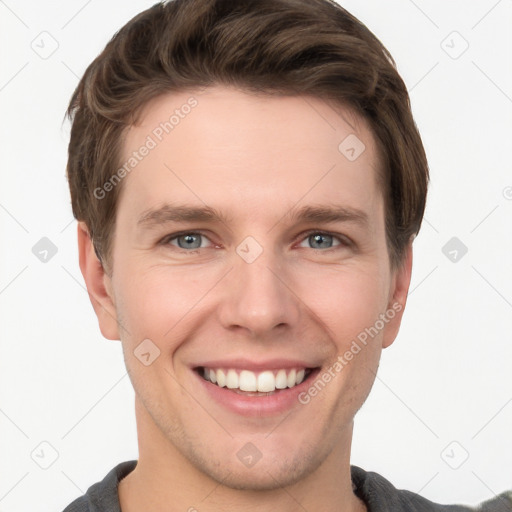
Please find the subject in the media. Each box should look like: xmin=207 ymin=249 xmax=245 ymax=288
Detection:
xmin=62 ymin=0 xmax=512 ymax=510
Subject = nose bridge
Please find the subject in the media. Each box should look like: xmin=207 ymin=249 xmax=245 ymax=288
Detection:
xmin=218 ymin=238 xmax=300 ymax=335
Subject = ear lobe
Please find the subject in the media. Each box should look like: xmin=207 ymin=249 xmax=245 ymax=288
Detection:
xmin=77 ymin=222 xmax=120 ymax=340
xmin=381 ymin=242 xmax=413 ymax=349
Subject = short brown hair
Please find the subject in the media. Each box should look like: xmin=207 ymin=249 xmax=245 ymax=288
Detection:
xmin=66 ymin=0 xmax=429 ymax=270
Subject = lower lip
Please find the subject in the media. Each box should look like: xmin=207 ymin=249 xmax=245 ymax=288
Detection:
xmin=193 ymin=368 xmax=320 ymax=417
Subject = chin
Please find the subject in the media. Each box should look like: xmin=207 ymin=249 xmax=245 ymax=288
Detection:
xmin=183 ymin=438 xmax=326 ymax=492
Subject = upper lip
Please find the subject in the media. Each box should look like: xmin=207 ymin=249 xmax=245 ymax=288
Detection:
xmin=193 ymin=358 xmax=319 ymax=372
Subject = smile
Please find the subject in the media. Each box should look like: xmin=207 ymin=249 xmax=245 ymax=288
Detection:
xmin=198 ymin=367 xmax=314 ymax=394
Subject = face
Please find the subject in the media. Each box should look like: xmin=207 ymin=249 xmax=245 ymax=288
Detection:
xmin=82 ymin=85 xmax=411 ymax=491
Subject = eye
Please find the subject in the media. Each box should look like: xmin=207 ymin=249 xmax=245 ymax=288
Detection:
xmin=159 ymin=230 xmax=351 ymax=254
xmin=162 ymin=232 xmax=214 ymax=251
xmin=297 ymin=231 xmax=348 ymax=250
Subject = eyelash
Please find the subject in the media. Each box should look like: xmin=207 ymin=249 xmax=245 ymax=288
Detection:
xmin=159 ymin=230 xmax=352 ymax=254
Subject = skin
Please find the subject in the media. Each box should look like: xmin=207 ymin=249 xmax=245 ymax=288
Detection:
xmin=78 ymin=85 xmax=413 ymax=512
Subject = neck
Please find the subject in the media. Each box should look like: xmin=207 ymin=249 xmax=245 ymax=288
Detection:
xmin=119 ymin=397 xmax=366 ymax=512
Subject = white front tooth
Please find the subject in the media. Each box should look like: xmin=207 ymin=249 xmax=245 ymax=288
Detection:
xmin=209 ymin=369 xmax=217 ymax=384
xmin=257 ymin=371 xmax=276 ymax=392
xmin=287 ymin=369 xmax=297 ymax=388
xmin=275 ymin=369 xmax=288 ymax=389
xmin=226 ymin=369 xmax=239 ymax=389
xmin=239 ymin=370 xmax=257 ymax=391
xmin=296 ymin=369 xmax=305 ymax=385
xmin=216 ymin=369 xmax=226 ymax=387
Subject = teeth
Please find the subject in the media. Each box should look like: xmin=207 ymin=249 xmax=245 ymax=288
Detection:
xmin=201 ymin=367 xmax=309 ymax=392
xmin=275 ymin=369 xmax=288 ymax=389
xmin=257 ymin=371 xmax=275 ymax=392
xmin=287 ymin=369 xmax=296 ymax=388
xmin=239 ymin=370 xmax=257 ymax=391
xmin=226 ymin=369 xmax=238 ymax=389
xmin=216 ymin=369 xmax=226 ymax=387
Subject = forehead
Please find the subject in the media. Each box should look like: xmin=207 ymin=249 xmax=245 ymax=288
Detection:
xmin=118 ymin=86 xmax=382 ymax=224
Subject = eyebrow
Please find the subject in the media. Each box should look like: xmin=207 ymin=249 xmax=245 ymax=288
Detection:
xmin=137 ymin=204 xmax=233 ymax=227
xmin=284 ymin=204 xmax=369 ymax=227
xmin=137 ymin=203 xmax=369 ymax=229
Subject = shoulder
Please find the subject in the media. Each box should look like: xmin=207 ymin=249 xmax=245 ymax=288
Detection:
xmin=61 ymin=460 xmax=137 ymax=512
xmin=351 ymin=466 xmax=512 ymax=512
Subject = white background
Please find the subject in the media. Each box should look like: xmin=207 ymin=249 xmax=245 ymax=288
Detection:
xmin=1 ymin=0 xmax=511 ymax=510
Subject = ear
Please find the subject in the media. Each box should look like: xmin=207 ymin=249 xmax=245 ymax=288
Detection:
xmin=381 ymin=241 xmax=413 ymax=349
xmin=77 ymin=222 xmax=120 ymax=340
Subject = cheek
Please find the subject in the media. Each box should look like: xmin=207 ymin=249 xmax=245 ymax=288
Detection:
xmin=114 ymin=264 xmax=219 ymax=345
xmin=295 ymin=265 xmax=389 ymax=348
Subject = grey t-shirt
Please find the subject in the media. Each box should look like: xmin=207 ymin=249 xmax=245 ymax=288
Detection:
xmin=62 ymin=460 xmax=512 ymax=512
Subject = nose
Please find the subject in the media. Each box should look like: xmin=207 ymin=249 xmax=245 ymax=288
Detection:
xmin=217 ymin=246 xmax=301 ymax=338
